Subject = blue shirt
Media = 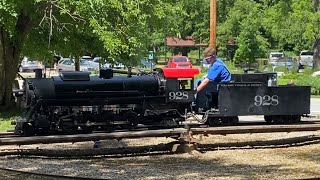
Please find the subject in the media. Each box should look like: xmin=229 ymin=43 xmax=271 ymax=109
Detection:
xmin=207 ymin=58 xmax=231 ymax=83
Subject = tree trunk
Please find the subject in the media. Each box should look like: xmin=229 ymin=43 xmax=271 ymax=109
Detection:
xmin=153 ymin=46 xmax=158 ymax=64
xmin=75 ymin=55 xmax=80 ymax=71
xmin=314 ymin=0 xmax=319 ymax=12
xmin=0 ymin=28 xmax=17 ymax=111
xmin=314 ymin=39 xmax=320 ymax=69
xmin=0 ymin=10 xmax=31 ymax=111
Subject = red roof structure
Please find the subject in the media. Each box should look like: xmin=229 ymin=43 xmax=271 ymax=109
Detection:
xmin=166 ymin=37 xmax=208 ymax=47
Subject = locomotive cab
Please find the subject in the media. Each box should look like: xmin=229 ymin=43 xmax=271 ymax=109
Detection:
xmin=160 ymin=68 xmax=200 ymax=104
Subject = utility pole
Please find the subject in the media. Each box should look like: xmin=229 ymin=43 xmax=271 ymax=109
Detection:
xmin=210 ymin=0 xmax=217 ymax=49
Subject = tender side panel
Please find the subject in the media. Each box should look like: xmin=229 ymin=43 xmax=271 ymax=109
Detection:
xmin=218 ymin=83 xmax=311 ymax=116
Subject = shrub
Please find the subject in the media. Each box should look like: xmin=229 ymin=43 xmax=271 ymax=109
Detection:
xmin=279 ymin=73 xmax=320 ymax=95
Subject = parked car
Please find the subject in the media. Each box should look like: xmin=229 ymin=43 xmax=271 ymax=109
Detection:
xmin=81 ymin=56 xmax=93 ymax=61
xmin=268 ymin=52 xmax=284 ymax=65
xmin=56 ymin=58 xmax=98 ymax=72
xmin=92 ymin=57 xmax=111 ymax=68
xmin=18 ymin=57 xmax=43 ymax=72
xmin=112 ymin=60 xmax=125 ymax=69
xmin=271 ymin=57 xmax=296 ymax=71
xmin=82 ymin=57 xmax=100 ymax=70
xmin=140 ymin=59 xmax=155 ymax=69
xmin=167 ymin=55 xmax=192 ymax=68
xmin=92 ymin=57 xmax=124 ymax=69
xmin=298 ymin=50 xmax=314 ymax=68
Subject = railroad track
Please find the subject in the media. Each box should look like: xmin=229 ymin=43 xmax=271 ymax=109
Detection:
xmin=1 ymin=123 xmax=320 ymax=180
xmin=1 ymin=119 xmax=320 ymax=138
xmin=1 ymin=120 xmax=320 ymax=146
xmin=0 ymin=134 xmax=320 ymax=179
xmin=1 ymin=134 xmax=320 ymax=158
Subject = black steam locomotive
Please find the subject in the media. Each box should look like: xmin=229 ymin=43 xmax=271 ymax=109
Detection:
xmin=14 ymin=68 xmax=311 ymax=136
xmin=14 ymin=68 xmax=200 ymax=136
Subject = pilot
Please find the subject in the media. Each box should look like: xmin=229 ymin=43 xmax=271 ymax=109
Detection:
xmin=195 ymin=47 xmax=231 ymax=110
xmin=196 ymin=47 xmax=231 ymax=93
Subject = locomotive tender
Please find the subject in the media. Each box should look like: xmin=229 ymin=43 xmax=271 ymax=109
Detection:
xmin=195 ymin=73 xmax=310 ymax=126
xmin=14 ymin=68 xmax=311 ymax=136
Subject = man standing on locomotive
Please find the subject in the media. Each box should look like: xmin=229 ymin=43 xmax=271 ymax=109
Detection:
xmin=196 ymin=47 xmax=231 ymax=93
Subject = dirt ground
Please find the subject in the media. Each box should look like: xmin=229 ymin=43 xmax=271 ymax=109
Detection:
xmin=0 ymin=131 xmax=320 ymax=179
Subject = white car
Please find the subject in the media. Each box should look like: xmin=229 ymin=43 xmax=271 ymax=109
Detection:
xmin=56 ymin=58 xmax=98 ymax=72
xmin=92 ymin=57 xmax=111 ymax=69
xmin=269 ymin=52 xmax=284 ymax=65
xmin=112 ymin=61 xmax=125 ymax=69
xmin=299 ymin=50 xmax=314 ymax=68
xmin=83 ymin=58 xmax=99 ymax=70
xmin=18 ymin=57 xmax=43 ymax=72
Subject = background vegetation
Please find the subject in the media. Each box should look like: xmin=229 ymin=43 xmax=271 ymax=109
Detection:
xmin=0 ymin=0 xmax=319 ymax=109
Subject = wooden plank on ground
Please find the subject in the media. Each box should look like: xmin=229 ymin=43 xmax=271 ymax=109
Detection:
xmin=0 ymin=128 xmax=187 ymax=146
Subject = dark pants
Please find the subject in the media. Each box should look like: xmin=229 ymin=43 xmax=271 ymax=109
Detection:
xmin=195 ymin=82 xmax=219 ymax=111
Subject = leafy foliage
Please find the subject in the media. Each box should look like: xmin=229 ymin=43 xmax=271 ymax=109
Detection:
xmin=233 ymin=2 xmax=269 ymax=64
xmin=1 ymin=0 xmax=319 ymax=64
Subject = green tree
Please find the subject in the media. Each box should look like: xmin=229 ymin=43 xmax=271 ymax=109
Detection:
xmin=89 ymin=0 xmax=182 ymax=65
xmin=1 ymin=0 xmax=38 ymax=110
xmin=217 ymin=0 xmax=262 ymax=58
xmin=234 ymin=15 xmax=269 ymax=65
xmin=0 ymin=0 xmax=103 ymax=110
xmin=0 ymin=0 xmax=180 ymax=110
xmin=263 ymin=0 xmax=318 ymax=53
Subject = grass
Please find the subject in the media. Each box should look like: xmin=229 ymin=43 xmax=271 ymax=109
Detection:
xmin=0 ymin=110 xmax=20 ymax=132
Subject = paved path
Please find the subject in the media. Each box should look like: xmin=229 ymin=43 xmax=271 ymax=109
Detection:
xmin=311 ymin=98 xmax=320 ymax=115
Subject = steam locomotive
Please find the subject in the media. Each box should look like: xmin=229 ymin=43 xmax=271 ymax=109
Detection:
xmin=14 ymin=67 xmax=311 ymax=136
